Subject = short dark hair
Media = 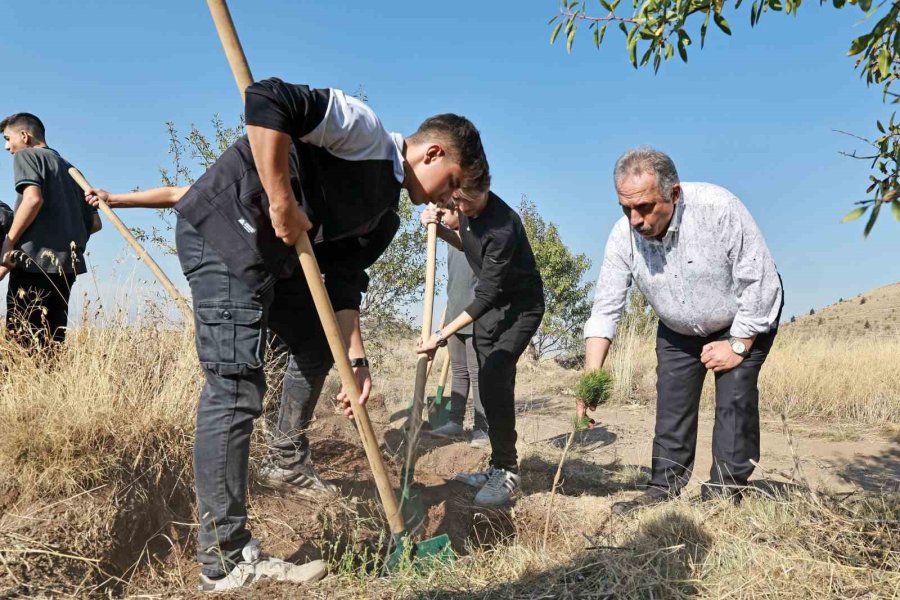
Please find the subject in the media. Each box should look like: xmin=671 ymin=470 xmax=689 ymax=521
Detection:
xmin=410 ymin=114 xmax=490 ymax=193
xmin=0 ymin=113 xmax=46 ymax=142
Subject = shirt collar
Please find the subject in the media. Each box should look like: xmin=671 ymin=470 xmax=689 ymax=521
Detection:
xmin=664 ymin=197 xmax=685 ymax=238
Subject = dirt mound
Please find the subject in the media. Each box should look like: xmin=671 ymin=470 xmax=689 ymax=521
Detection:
xmin=0 ymin=463 xmax=193 ymax=597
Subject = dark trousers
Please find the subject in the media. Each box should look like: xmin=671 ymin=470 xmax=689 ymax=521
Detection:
xmin=5 ymin=269 xmax=76 ymax=350
xmin=264 ymin=320 xmax=332 ymax=471
xmin=176 ymin=217 xmax=331 ymax=578
xmin=473 ymin=303 xmax=544 ymax=472
xmin=649 ymin=322 xmax=777 ymax=493
xmin=447 ymin=332 xmax=488 ymax=432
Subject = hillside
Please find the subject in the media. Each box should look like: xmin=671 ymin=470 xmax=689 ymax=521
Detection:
xmin=783 ymin=281 xmax=900 ymax=338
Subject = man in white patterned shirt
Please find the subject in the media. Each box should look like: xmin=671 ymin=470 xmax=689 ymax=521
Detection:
xmin=583 ymin=147 xmax=783 ymax=513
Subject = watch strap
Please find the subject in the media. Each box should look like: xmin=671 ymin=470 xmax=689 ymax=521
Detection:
xmin=349 ymin=357 xmax=369 ymax=368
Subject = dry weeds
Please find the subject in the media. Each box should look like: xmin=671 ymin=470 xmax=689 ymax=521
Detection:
xmin=0 ymin=297 xmax=897 ymax=598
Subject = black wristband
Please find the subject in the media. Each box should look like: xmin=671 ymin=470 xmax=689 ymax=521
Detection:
xmin=349 ymin=357 xmax=369 ymax=368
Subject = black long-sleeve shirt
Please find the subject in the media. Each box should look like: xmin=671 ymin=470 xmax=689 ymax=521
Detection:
xmin=459 ymin=193 xmax=544 ymax=320
xmin=175 ymin=78 xmax=404 ymax=296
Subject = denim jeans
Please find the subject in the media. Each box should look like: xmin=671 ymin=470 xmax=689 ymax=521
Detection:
xmin=177 ymin=216 xmax=329 ymax=578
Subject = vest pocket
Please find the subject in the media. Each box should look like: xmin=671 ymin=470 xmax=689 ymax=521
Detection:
xmin=194 ymin=303 xmax=264 ymax=376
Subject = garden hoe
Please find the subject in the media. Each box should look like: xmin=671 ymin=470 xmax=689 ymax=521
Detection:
xmin=67 ymin=167 xmax=192 ymax=321
xmin=205 ymin=0 xmax=453 ymax=572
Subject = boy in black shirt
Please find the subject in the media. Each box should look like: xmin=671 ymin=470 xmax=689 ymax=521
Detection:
xmin=417 ymin=186 xmax=544 ymax=507
xmin=88 ymin=78 xmax=489 ymax=591
xmin=1 ymin=113 xmax=101 ymax=349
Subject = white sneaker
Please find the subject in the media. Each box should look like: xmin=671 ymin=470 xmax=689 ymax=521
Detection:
xmin=427 ymin=421 xmax=465 ymax=439
xmin=198 ymin=539 xmax=326 ymax=592
xmin=469 ymin=429 xmax=490 ymax=448
xmin=474 ymin=468 xmax=521 ymax=507
xmin=454 ymin=466 xmax=496 ymax=488
xmin=259 ymin=453 xmax=339 ymax=496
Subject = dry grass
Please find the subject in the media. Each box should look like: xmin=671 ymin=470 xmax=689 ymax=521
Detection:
xmin=601 ymin=322 xmax=900 ymax=426
xmin=0 ymin=293 xmax=897 ymax=598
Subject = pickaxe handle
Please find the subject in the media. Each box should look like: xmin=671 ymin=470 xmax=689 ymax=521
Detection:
xmin=67 ymin=167 xmax=192 ymax=321
xmin=206 ymin=0 xmax=405 ymax=536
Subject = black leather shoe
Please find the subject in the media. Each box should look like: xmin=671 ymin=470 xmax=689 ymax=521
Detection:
xmin=699 ymin=481 xmax=744 ymax=504
xmin=611 ymin=488 xmax=671 ymax=515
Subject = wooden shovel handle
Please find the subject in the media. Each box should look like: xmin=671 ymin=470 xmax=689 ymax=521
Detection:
xmin=206 ymin=0 xmax=405 ymax=536
xmin=206 ymin=0 xmax=253 ymax=97
xmin=68 ymin=167 xmax=192 ymax=321
xmin=294 ymin=235 xmax=404 ymax=535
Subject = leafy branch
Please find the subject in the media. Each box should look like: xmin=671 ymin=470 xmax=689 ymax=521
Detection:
xmin=549 ymin=0 xmax=900 ymax=234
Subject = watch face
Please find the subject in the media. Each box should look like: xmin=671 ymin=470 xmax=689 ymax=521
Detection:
xmin=731 ymin=340 xmax=746 ymax=354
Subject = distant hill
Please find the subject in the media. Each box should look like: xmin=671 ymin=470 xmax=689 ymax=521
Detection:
xmin=784 ymin=282 xmax=900 ymax=338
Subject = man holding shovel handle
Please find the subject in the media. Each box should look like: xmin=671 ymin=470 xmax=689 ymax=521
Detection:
xmin=162 ymin=6 xmax=492 ymax=583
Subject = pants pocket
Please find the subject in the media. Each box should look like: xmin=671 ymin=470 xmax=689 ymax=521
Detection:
xmin=175 ymin=217 xmax=205 ymax=276
xmin=195 ymin=302 xmax=264 ymax=376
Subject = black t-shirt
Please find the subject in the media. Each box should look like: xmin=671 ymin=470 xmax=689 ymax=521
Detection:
xmin=459 ymin=192 xmax=544 ymax=319
xmin=175 ymin=78 xmax=404 ymax=295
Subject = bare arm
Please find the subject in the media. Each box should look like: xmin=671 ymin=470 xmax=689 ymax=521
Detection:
xmin=419 ymin=205 xmax=463 ymax=250
xmin=86 ymin=185 xmax=190 ymax=209
xmin=416 ymin=310 xmax=475 ymax=357
xmin=435 ymin=223 xmax=463 ymax=250
xmin=0 ymin=185 xmax=43 ymax=276
xmin=336 ymin=309 xmax=366 ymax=360
xmin=7 ymin=185 xmax=43 ymax=245
xmin=584 ymin=337 xmax=612 ymax=372
xmin=247 ymin=125 xmax=311 ymax=244
xmin=335 ymin=308 xmax=373 ymax=416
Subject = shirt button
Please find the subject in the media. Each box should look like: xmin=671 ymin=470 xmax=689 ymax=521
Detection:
xmin=222 ymin=310 xmax=232 ymax=320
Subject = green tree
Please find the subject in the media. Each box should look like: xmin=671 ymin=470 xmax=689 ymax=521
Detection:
xmin=151 ymin=114 xmax=428 ymax=330
xmin=548 ymin=0 xmax=900 ymax=236
xmin=519 ymin=196 xmax=594 ymax=359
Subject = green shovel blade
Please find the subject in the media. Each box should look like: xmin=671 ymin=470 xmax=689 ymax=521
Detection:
xmin=386 ymin=532 xmax=455 ymax=572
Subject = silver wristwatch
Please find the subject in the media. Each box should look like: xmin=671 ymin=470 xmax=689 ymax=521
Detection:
xmin=728 ymin=337 xmax=749 ymax=358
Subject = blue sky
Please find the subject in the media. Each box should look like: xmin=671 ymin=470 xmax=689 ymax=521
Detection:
xmin=1 ymin=0 xmax=896 ymax=321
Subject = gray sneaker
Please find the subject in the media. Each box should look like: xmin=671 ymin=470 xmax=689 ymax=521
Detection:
xmin=426 ymin=421 xmax=465 ymax=439
xmin=469 ymin=429 xmax=490 ymax=448
xmin=198 ymin=539 xmax=326 ymax=592
xmin=474 ymin=468 xmax=521 ymax=507
xmin=258 ymin=453 xmax=339 ymax=496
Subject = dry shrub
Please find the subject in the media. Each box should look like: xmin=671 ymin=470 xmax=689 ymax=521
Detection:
xmin=0 ymin=310 xmax=199 ymax=596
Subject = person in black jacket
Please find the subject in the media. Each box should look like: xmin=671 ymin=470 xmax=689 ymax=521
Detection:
xmin=87 ymin=78 xmax=489 ymax=591
xmin=416 ymin=185 xmax=544 ymax=508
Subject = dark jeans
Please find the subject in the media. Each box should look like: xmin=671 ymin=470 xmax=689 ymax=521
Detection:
xmin=473 ymin=302 xmax=544 ymax=472
xmin=264 ymin=299 xmax=333 ymax=470
xmin=5 ymin=269 xmax=76 ymax=350
xmin=649 ymin=322 xmax=778 ymax=494
xmin=447 ymin=332 xmax=487 ymax=432
xmin=177 ymin=217 xmax=329 ymax=578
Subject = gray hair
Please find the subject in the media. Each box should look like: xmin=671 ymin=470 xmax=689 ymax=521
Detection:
xmin=613 ymin=147 xmax=680 ymax=201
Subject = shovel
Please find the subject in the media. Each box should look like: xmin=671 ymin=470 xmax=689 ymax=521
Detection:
xmin=67 ymin=167 xmax=192 ymax=321
xmin=395 ymin=219 xmax=437 ymax=532
xmin=206 ymin=0 xmax=453 ymax=570
xmin=426 ymin=339 xmax=453 ymax=430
